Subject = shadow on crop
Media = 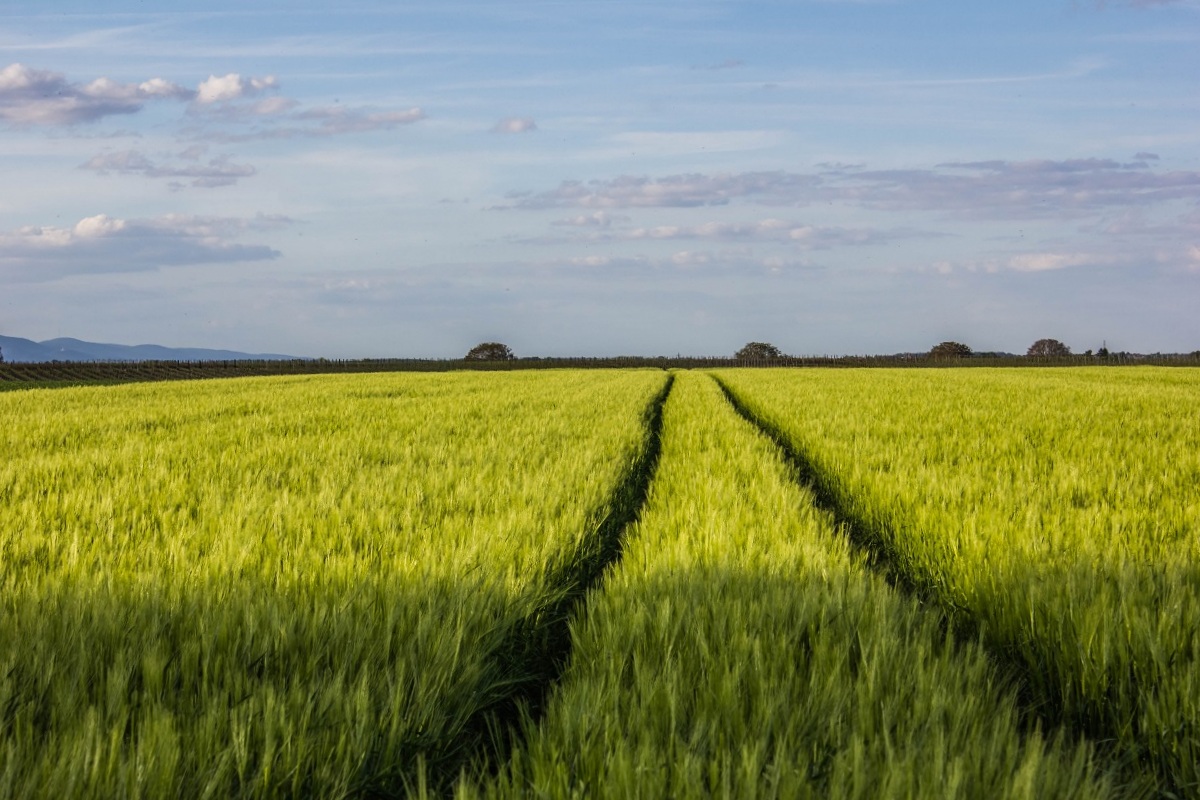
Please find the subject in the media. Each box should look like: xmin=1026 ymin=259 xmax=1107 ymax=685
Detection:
xmin=707 ymin=374 xmax=1169 ymax=798
xmin=373 ymin=373 xmax=676 ymax=797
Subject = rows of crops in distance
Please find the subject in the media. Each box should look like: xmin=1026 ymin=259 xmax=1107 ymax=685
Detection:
xmin=0 ymin=369 xmax=668 ymax=798
xmin=461 ymin=372 xmax=1116 ymax=799
xmin=8 ymin=354 xmax=1198 ymax=392
xmin=715 ymin=366 xmax=1200 ymax=796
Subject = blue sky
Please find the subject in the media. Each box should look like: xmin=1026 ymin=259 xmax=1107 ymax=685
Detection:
xmin=1 ymin=0 xmax=1197 ymax=358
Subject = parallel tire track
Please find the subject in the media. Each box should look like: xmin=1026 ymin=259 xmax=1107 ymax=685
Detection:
xmin=390 ymin=374 xmax=674 ymax=798
xmin=708 ymin=374 xmax=1147 ymax=789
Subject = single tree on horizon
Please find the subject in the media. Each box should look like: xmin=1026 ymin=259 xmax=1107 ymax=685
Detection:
xmin=464 ymin=342 xmax=515 ymax=361
xmin=1027 ymin=338 xmax=1072 ymax=358
xmin=735 ymin=342 xmax=783 ymax=360
xmin=929 ymin=341 xmax=972 ymax=358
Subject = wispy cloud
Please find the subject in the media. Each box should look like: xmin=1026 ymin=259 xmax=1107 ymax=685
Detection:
xmin=193 ymin=95 xmax=300 ymax=122
xmin=0 ymin=62 xmax=189 ymax=126
xmin=294 ymin=105 xmax=427 ymax=135
xmin=0 ymin=213 xmax=287 ymax=280
xmin=80 ymin=147 xmax=256 ymax=189
xmin=550 ymin=211 xmax=628 ymax=228
xmin=557 ymin=249 xmax=820 ymax=276
xmin=857 ymin=158 xmax=1200 ymax=216
xmin=203 ymin=104 xmax=427 ymax=140
xmin=506 ymin=158 xmax=1200 ymax=218
xmin=926 ymin=239 xmax=1200 ymax=276
xmin=533 ymin=216 xmax=928 ymax=249
xmin=1005 ymin=252 xmax=1099 ymax=272
xmin=491 ymin=116 xmax=537 ymax=134
xmin=506 ymin=171 xmax=823 ymax=209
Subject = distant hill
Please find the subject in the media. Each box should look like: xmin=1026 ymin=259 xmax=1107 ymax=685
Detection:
xmin=0 ymin=334 xmax=300 ymax=363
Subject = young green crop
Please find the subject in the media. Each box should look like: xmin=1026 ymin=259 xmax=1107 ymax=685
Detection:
xmin=0 ymin=370 xmax=667 ymax=798
xmin=716 ymin=367 xmax=1200 ymax=795
xmin=465 ymin=372 xmax=1115 ymax=799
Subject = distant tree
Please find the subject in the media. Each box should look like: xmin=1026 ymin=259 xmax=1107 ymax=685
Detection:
xmin=1026 ymin=338 xmax=1072 ymax=358
xmin=1097 ymin=345 xmax=1110 ymax=359
xmin=735 ymin=342 xmax=783 ymax=360
xmin=464 ymin=342 xmax=515 ymax=361
xmin=929 ymin=341 xmax=972 ymax=358
xmin=0 ymin=345 xmax=4 ymax=364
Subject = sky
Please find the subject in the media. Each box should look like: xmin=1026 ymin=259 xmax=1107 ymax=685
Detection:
xmin=1 ymin=0 xmax=1197 ymax=358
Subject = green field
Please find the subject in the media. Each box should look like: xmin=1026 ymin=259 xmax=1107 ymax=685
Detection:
xmin=1 ymin=367 xmax=1196 ymax=798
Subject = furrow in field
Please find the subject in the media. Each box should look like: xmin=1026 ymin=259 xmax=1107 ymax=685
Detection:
xmin=461 ymin=372 xmax=1115 ymax=799
xmin=714 ymin=367 xmax=1200 ymax=797
xmin=0 ymin=370 xmax=667 ymax=799
xmin=443 ymin=373 xmax=674 ymax=789
xmin=711 ymin=373 xmax=919 ymax=594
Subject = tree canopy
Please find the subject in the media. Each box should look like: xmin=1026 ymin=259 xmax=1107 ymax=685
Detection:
xmin=735 ymin=342 xmax=783 ymax=360
xmin=464 ymin=342 xmax=515 ymax=361
xmin=929 ymin=341 xmax=972 ymax=358
xmin=1027 ymin=338 xmax=1071 ymax=357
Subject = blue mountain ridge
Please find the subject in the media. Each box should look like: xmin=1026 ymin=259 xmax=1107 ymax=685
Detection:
xmin=0 ymin=334 xmax=300 ymax=363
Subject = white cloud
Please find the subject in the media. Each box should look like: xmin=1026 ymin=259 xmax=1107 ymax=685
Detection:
xmin=249 ymin=96 xmax=298 ymax=116
xmin=551 ymin=211 xmax=626 ymax=228
xmin=670 ymin=250 xmax=713 ymax=266
xmin=0 ymin=62 xmax=190 ymax=126
xmin=568 ymin=255 xmax=616 ymax=267
xmin=195 ymin=73 xmax=279 ymax=104
xmin=1186 ymin=245 xmax=1200 ymax=271
xmin=1006 ymin=252 xmax=1096 ymax=272
xmin=72 ymin=214 xmax=128 ymax=238
xmin=0 ymin=213 xmax=286 ymax=280
xmin=930 ymin=251 xmax=1110 ymax=274
xmin=492 ymin=116 xmax=537 ymax=134
xmin=138 ymin=77 xmax=191 ymax=99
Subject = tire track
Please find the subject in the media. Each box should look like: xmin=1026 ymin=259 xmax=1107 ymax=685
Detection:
xmin=385 ymin=373 xmax=674 ymax=798
xmin=708 ymin=373 xmax=1148 ymax=791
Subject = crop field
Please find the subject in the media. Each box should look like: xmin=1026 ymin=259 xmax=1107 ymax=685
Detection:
xmin=0 ymin=371 xmax=667 ymax=797
xmin=716 ymin=367 xmax=1200 ymax=797
xmin=0 ymin=366 xmax=1196 ymax=798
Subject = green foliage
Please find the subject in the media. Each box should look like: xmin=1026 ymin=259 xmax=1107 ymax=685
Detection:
xmin=465 ymin=373 xmax=1114 ymax=799
xmin=929 ymin=340 xmax=972 ymax=358
xmin=1027 ymin=338 xmax=1071 ymax=357
xmin=0 ymin=370 xmax=666 ymax=798
xmin=717 ymin=367 xmax=1200 ymax=796
xmin=4 ymin=366 xmax=1196 ymax=797
xmin=465 ymin=342 xmax=515 ymax=360
xmin=734 ymin=341 xmax=782 ymax=360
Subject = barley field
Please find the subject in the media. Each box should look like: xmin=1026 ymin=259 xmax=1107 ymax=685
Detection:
xmin=716 ymin=366 xmax=1200 ymax=797
xmin=466 ymin=371 xmax=1114 ymax=799
xmin=0 ymin=371 xmax=666 ymax=797
xmin=1 ymin=367 xmax=1196 ymax=798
